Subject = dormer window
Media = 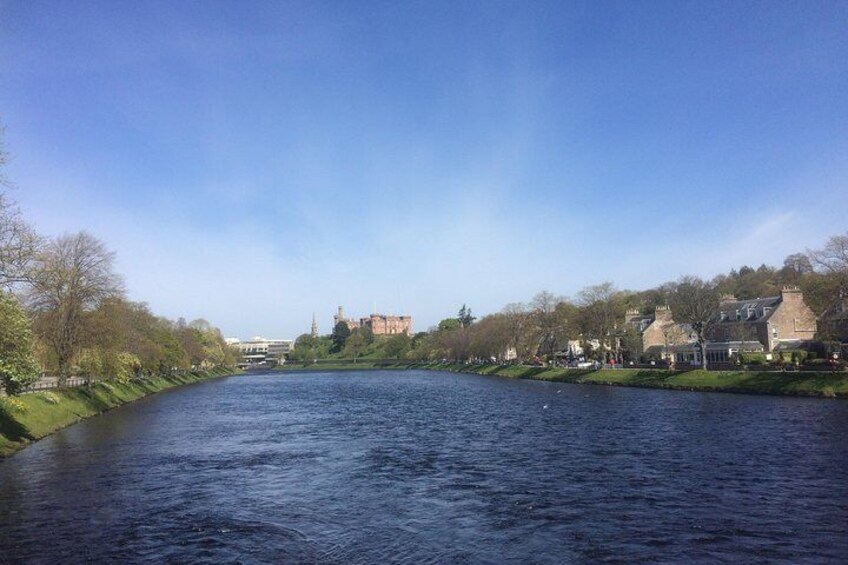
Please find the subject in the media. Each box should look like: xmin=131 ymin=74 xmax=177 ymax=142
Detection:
xmin=735 ymin=309 xmax=742 ymax=321
xmin=763 ymin=307 xmax=772 ymax=316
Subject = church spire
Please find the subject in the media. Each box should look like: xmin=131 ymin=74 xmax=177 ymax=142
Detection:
xmin=311 ymin=312 xmax=318 ymax=338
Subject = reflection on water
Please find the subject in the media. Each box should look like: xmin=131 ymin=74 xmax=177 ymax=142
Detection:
xmin=1 ymin=371 xmax=847 ymax=563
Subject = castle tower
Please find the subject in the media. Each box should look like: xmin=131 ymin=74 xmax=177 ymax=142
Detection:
xmin=311 ymin=313 xmax=318 ymax=338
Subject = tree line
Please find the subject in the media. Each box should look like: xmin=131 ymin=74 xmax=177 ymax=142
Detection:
xmin=0 ymin=186 xmax=235 ymax=396
xmin=294 ymin=235 xmax=848 ymax=370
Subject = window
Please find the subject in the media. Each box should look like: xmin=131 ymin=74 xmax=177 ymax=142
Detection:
xmin=735 ymin=309 xmax=742 ymax=321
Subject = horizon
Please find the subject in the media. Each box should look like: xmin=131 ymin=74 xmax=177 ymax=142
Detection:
xmin=2 ymin=1 xmax=847 ymax=339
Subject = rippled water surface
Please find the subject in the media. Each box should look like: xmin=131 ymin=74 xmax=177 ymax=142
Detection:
xmin=2 ymin=371 xmax=848 ymax=563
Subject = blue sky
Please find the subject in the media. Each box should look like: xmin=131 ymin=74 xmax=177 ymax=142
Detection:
xmin=1 ymin=0 xmax=847 ymax=339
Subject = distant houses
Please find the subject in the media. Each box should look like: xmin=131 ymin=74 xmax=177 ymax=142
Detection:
xmin=624 ymin=286 xmax=822 ymax=366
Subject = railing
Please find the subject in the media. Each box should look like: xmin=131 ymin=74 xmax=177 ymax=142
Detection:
xmin=21 ymin=376 xmax=88 ymax=393
xmin=2 ymin=369 xmax=223 ymax=397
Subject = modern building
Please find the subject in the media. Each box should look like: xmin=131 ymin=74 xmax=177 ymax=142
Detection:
xmin=226 ymin=337 xmax=294 ymax=369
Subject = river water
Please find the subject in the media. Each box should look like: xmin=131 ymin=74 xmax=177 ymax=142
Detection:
xmin=1 ymin=370 xmax=847 ymax=563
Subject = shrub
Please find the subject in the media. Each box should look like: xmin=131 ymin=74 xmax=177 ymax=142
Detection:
xmin=806 ymin=359 xmax=831 ymax=367
xmin=740 ymin=352 xmax=767 ymax=365
xmin=41 ymin=392 xmax=60 ymax=405
xmin=779 ymin=350 xmax=808 ymax=364
xmin=0 ymin=397 xmax=27 ymax=413
xmin=113 ymin=352 xmax=142 ymax=383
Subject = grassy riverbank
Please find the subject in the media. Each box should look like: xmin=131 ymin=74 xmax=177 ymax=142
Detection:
xmin=278 ymin=360 xmax=848 ymax=397
xmin=0 ymin=368 xmax=238 ymax=458
xmin=431 ymin=363 xmax=848 ymax=397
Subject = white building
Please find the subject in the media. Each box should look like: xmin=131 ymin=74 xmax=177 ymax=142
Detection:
xmin=226 ymin=337 xmax=294 ymax=369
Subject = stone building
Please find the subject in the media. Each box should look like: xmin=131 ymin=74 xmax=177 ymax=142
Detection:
xmin=711 ymin=286 xmax=817 ymax=352
xmin=333 ymin=306 xmax=361 ymax=331
xmin=670 ymin=286 xmax=818 ymax=365
xmin=333 ymin=306 xmax=413 ymax=336
xmin=818 ymin=292 xmax=848 ymax=343
xmin=363 ymin=313 xmax=413 ymax=336
xmin=624 ymin=306 xmax=696 ymax=361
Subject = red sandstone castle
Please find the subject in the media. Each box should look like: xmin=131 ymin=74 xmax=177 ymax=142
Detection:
xmin=333 ymin=306 xmax=413 ymax=336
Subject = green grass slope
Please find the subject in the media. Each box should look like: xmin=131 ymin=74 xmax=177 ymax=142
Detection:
xmin=0 ymin=368 xmax=236 ymax=458
xmin=429 ymin=363 xmax=848 ymax=397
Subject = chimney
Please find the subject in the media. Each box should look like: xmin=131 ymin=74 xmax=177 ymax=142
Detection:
xmin=720 ymin=294 xmax=737 ymax=304
xmin=624 ymin=309 xmax=641 ymax=324
xmin=654 ymin=305 xmax=672 ymax=322
xmin=780 ymin=286 xmax=803 ymax=305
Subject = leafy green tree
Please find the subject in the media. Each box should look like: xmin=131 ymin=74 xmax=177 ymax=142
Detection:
xmin=360 ymin=325 xmax=374 ymax=345
xmin=438 ymin=318 xmax=461 ymax=331
xmin=458 ymin=304 xmax=476 ymax=328
xmin=76 ymin=347 xmax=104 ymax=387
xmin=0 ymin=291 xmax=39 ymax=394
xmin=331 ymin=321 xmax=351 ymax=353
xmin=384 ymin=333 xmax=411 ymax=359
xmin=345 ymin=329 xmax=367 ymax=362
xmin=189 ymin=319 xmax=230 ymax=368
xmin=293 ymin=333 xmax=318 ymax=364
xmin=407 ymin=332 xmax=436 ymax=361
xmin=112 ymin=352 xmax=142 ymax=383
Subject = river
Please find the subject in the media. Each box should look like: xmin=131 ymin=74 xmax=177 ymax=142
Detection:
xmin=1 ymin=370 xmax=847 ymax=563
